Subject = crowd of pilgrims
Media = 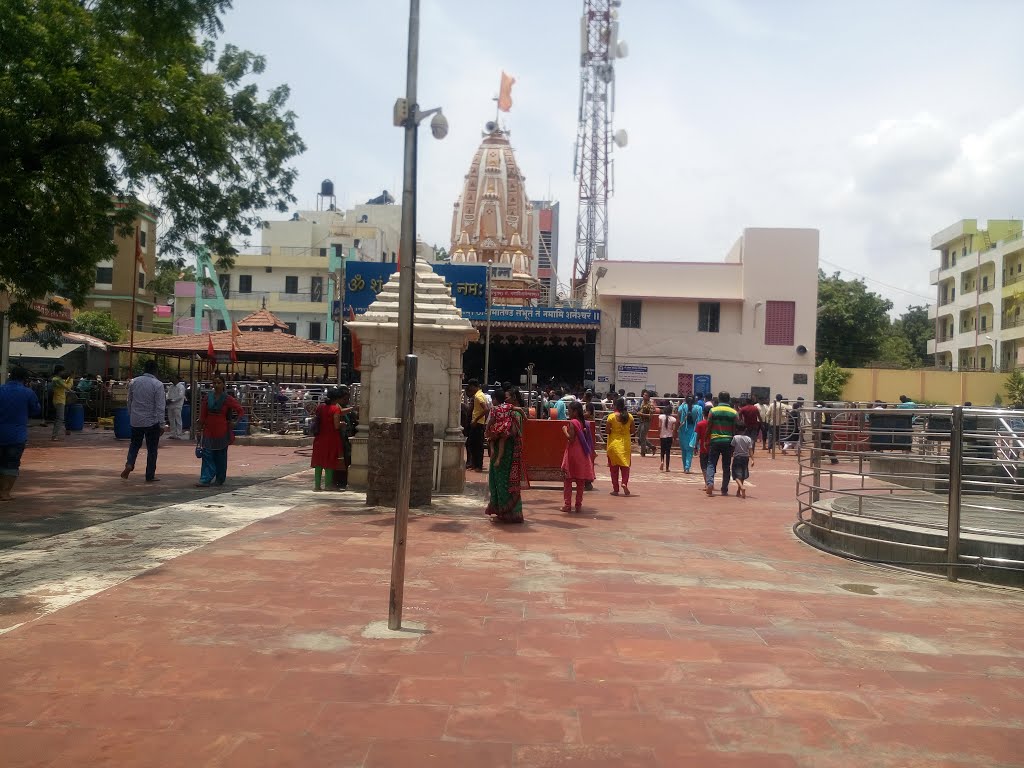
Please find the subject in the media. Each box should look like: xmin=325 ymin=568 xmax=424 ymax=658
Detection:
xmin=460 ymin=382 xmax=813 ymax=525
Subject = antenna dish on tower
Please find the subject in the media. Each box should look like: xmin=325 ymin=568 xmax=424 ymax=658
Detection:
xmin=485 ymin=121 xmax=498 ymax=134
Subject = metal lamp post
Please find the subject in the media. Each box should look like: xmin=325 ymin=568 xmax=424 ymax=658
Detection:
xmin=388 ymin=0 xmax=447 ymax=631
xmin=483 ymin=259 xmax=494 ymax=386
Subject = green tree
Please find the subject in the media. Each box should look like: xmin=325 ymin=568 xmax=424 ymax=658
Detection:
xmin=876 ymin=334 xmax=918 ymax=368
xmin=1006 ymin=369 xmax=1024 ymax=407
xmin=816 ymin=270 xmax=893 ymax=367
xmin=149 ymin=258 xmax=198 ymax=302
xmin=72 ymin=310 xmax=123 ymax=343
xmin=815 ymin=359 xmax=852 ymax=401
xmin=0 ymin=0 xmax=305 ymax=330
xmin=891 ymin=305 xmax=934 ymax=366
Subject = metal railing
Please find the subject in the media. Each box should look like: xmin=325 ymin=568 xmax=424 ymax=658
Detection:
xmin=794 ymin=406 xmax=1024 ymax=585
xmin=1005 ymin=272 xmax=1024 ymax=287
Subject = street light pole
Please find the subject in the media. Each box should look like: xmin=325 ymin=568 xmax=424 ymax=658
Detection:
xmin=388 ymin=0 xmax=447 ymax=631
xmin=395 ymin=0 xmax=420 ymax=411
xmin=483 ymin=259 xmax=493 ymax=386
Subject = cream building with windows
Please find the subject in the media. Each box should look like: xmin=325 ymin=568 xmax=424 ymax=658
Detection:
xmin=586 ymin=228 xmax=819 ymax=400
xmin=927 ymin=219 xmax=1024 ymax=371
xmin=174 ymin=199 xmax=433 ymax=341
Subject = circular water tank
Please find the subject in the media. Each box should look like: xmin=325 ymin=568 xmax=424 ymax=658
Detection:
xmin=320 ymin=179 xmax=334 ymax=197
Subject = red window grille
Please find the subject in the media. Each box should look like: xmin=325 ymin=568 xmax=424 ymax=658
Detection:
xmin=764 ymin=301 xmax=795 ymax=346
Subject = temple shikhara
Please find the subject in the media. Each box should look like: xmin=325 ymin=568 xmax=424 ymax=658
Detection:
xmin=450 ymin=122 xmax=542 ymax=304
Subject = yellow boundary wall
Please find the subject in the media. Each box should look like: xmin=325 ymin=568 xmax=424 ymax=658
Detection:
xmin=842 ymin=368 xmax=1007 ymax=406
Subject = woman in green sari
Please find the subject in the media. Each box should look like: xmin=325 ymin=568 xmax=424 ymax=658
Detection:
xmin=485 ymin=387 xmax=528 ymax=524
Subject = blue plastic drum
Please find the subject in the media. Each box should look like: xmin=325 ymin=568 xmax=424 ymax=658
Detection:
xmin=232 ymin=415 xmax=249 ymax=436
xmin=113 ymin=407 xmax=132 ymax=439
xmin=65 ymin=403 xmax=85 ymax=431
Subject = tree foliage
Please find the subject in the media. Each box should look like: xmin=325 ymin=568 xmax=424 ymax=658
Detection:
xmin=876 ymin=334 xmax=918 ymax=369
xmin=892 ymin=305 xmax=934 ymax=366
xmin=0 ymin=0 xmax=305 ymax=328
xmin=816 ymin=271 xmax=893 ymax=367
xmin=150 ymin=258 xmax=198 ymax=302
xmin=72 ymin=310 xmax=123 ymax=343
xmin=1006 ymin=369 xmax=1024 ymax=408
xmin=814 ymin=359 xmax=851 ymax=401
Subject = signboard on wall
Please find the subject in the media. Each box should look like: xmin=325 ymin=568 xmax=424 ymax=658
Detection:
xmin=617 ymin=364 xmax=648 ymax=383
xmin=343 ymin=262 xmax=487 ymax=318
xmin=693 ymin=374 xmax=711 ymax=396
xmin=341 ymin=264 xmax=600 ymax=326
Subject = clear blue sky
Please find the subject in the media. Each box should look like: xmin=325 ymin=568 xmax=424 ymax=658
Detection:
xmin=220 ymin=0 xmax=1024 ymax=312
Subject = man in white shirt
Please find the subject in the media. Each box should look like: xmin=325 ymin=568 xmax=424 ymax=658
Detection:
xmin=120 ymin=360 xmax=167 ymax=482
xmin=166 ymin=374 xmax=187 ymax=439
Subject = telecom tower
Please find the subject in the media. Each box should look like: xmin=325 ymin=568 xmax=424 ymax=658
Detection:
xmin=572 ymin=0 xmax=628 ymax=301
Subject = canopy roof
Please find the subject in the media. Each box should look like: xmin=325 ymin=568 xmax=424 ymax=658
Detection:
xmin=111 ymin=329 xmax=337 ymax=361
xmin=237 ymin=309 xmax=290 ymax=332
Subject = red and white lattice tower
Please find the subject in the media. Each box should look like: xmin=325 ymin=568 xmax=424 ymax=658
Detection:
xmin=572 ymin=0 xmax=627 ymax=300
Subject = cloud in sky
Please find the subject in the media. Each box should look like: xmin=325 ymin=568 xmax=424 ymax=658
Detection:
xmin=219 ymin=0 xmax=1024 ymax=311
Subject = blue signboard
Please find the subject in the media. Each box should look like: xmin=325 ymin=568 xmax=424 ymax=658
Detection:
xmin=343 ymin=261 xmax=488 ymax=318
xmin=341 ymin=261 xmax=601 ymax=326
xmin=693 ymin=374 xmax=711 ymax=397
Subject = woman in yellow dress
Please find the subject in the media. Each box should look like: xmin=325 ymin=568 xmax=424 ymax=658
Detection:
xmin=605 ymin=397 xmax=635 ymax=496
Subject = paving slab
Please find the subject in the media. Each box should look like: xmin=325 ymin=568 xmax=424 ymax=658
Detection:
xmin=1 ymin=448 xmax=1023 ymax=766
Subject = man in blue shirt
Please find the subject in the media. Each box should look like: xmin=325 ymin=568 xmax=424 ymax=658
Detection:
xmin=0 ymin=367 xmax=42 ymax=501
xmin=897 ymin=395 xmax=917 ymax=409
xmin=121 ymin=360 xmax=167 ymax=482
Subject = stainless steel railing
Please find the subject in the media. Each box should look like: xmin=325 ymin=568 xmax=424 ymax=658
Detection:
xmin=794 ymin=406 xmax=1024 ymax=583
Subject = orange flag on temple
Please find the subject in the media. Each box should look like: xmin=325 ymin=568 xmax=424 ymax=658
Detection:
xmin=207 ymin=333 xmax=215 ymax=359
xmin=498 ymin=71 xmax=515 ymax=112
xmin=348 ymin=305 xmax=362 ymax=372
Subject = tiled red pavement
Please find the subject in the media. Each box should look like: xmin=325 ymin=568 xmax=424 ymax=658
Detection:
xmin=2 ymin=451 xmax=1024 ymax=766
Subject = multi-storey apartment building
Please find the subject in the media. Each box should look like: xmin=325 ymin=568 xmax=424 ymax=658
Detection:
xmin=927 ymin=219 xmax=1024 ymax=371
xmin=531 ymin=200 xmax=559 ymax=304
xmin=83 ymin=203 xmax=157 ymax=333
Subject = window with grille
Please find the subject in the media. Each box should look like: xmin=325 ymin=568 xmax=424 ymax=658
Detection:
xmin=620 ymin=300 xmax=641 ymax=329
xmin=698 ymin=302 xmax=720 ymax=333
xmin=764 ymin=300 xmax=795 ymax=345
xmin=239 ymin=275 xmax=252 ymax=293
xmin=284 ymin=276 xmax=298 ymax=294
xmin=309 ymin=322 xmax=321 ymax=341
xmin=95 ymin=267 xmax=113 ymax=284
xmin=286 ymin=322 xmax=297 ymax=335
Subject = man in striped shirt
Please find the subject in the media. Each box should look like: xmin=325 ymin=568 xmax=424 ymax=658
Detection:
xmin=705 ymin=391 xmax=742 ymax=497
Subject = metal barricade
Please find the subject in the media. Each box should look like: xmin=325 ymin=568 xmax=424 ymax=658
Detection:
xmin=794 ymin=405 xmax=1024 ymax=585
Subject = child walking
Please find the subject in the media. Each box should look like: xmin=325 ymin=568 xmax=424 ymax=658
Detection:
xmin=695 ymin=403 xmax=712 ymax=479
xmin=731 ymin=430 xmax=754 ymax=498
xmin=658 ymin=408 xmax=678 ymax=471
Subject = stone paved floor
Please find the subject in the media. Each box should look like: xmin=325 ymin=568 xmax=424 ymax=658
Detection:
xmin=1 ymin=448 xmax=1023 ymax=767
xmin=0 ymin=423 xmax=310 ymax=548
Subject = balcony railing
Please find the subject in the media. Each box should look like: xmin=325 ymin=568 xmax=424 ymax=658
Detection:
xmin=225 ymin=290 xmax=327 ymax=305
xmin=1004 ymin=272 xmax=1024 ymax=287
xmin=277 ymin=291 xmax=326 ymax=303
xmin=1003 ymin=316 xmax=1024 ymax=330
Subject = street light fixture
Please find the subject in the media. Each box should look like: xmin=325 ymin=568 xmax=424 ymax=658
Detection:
xmin=388 ymin=0 xmax=447 ymax=632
